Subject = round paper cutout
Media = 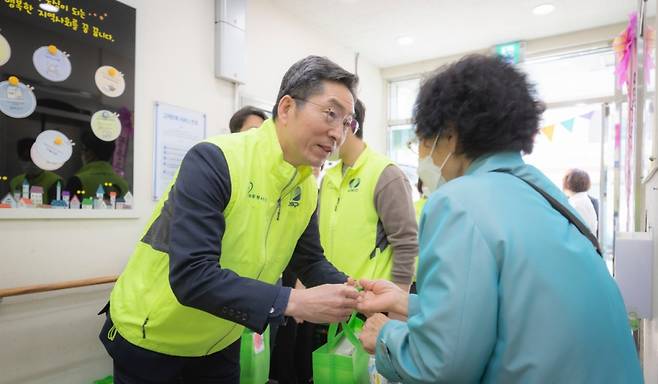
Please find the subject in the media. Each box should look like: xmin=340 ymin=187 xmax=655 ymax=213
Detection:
xmin=95 ymin=65 xmax=125 ymax=97
xmin=30 ymin=145 xmax=63 ymax=171
xmin=0 ymin=33 xmax=11 ymax=66
xmin=33 ymin=45 xmax=72 ymax=82
xmin=0 ymin=78 xmax=37 ymax=118
xmin=33 ymin=130 xmax=73 ymax=165
xmin=91 ymin=110 xmax=121 ymax=141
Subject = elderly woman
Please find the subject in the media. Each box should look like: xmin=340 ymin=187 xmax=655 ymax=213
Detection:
xmin=357 ymin=55 xmax=641 ymax=383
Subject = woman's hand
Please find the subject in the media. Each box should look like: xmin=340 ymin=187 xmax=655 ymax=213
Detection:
xmin=356 ymin=279 xmax=409 ymax=317
xmin=359 ymin=313 xmax=390 ymax=354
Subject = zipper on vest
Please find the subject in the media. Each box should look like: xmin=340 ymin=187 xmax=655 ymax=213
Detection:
xmin=142 ymin=317 xmax=149 ymax=338
xmin=331 ymin=172 xmax=350 ymax=256
xmin=274 ymin=170 xmax=297 ymax=222
xmin=260 ymin=170 xmax=298 ymax=280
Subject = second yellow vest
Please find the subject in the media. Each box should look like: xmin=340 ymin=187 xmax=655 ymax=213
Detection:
xmin=319 ymin=146 xmax=393 ymax=280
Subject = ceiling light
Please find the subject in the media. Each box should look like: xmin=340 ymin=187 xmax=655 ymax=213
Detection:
xmin=39 ymin=3 xmax=59 ymax=12
xmin=532 ymin=3 xmax=555 ymax=16
xmin=397 ymin=36 xmax=414 ymax=46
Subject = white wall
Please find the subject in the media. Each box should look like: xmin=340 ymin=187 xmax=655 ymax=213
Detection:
xmin=242 ymin=0 xmax=386 ymax=151
xmin=0 ymin=1 xmax=385 ymax=383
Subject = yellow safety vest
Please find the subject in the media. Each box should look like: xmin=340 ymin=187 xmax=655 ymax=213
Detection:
xmin=318 ymin=146 xmax=393 ymax=280
xmin=110 ymin=119 xmax=317 ymax=356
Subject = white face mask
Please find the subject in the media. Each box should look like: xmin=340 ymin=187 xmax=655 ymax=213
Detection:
xmin=417 ymin=136 xmax=452 ymax=195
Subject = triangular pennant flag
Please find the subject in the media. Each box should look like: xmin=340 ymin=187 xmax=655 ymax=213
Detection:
xmin=541 ymin=125 xmax=555 ymax=141
xmin=579 ymin=111 xmax=595 ymax=120
xmin=561 ymin=118 xmax=575 ymax=132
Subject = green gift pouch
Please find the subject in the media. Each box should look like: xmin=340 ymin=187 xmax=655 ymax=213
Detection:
xmin=239 ymin=326 xmax=270 ymax=384
xmin=312 ymin=313 xmax=369 ymax=384
xmin=92 ymin=376 xmax=113 ymax=384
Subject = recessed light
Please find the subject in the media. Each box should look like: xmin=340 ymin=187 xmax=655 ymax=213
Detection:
xmin=533 ymin=3 xmax=555 ymax=16
xmin=39 ymin=3 xmax=59 ymax=12
xmin=397 ymin=36 xmax=414 ymax=46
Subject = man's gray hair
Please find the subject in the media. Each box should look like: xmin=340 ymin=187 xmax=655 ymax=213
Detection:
xmin=272 ymin=56 xmax=358 ymax=119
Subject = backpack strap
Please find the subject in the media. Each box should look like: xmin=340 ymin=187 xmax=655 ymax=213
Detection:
xmin=491 ymin=169 xmax=602 ymax=257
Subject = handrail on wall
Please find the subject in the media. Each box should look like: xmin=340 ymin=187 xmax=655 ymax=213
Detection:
xmin=0 ymin=275 xmax=118 ymax=299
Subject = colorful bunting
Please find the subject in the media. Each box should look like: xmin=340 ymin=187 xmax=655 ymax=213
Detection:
xmin=540 ymin=125 xmax=555 ymax=141
xmin=539 ymin=110 xmax=596 ymax=141
xmin=561 ymin=118 xmax=575 ymax=132
xmin=579 ymin=111 xmax=595 ymax=120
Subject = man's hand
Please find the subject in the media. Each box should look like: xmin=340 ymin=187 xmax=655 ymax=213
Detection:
xmin=285 ymin=283 xmax=359 ymax=324
xmin=358 ymin=313 xmax=390 ymax=354
xmin=356 ymin=279 xmax=408 ymax=317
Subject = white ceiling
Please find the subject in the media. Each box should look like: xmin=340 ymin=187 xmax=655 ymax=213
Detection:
xmin=271 ymin=0 xmax=656 ymax=68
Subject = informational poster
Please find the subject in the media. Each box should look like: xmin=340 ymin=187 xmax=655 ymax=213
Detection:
xmin=153 ymin=102 xmax=206 ymax=200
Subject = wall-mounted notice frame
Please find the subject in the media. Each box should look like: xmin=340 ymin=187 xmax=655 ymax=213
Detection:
xmin=153 ymin=102 xmax=206 ymax=201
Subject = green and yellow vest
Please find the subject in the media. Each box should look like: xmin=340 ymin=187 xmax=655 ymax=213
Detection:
xmin=319 ymin=145 xmax=393 ymax=280
xmin=110 ymin=119 xmax=317 ymax=356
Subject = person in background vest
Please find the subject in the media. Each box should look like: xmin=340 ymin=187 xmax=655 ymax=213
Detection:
xmin=99 ymin=56 xmax=361 ymax=384
xmin=414 ymin=179 xmax=427 ymax=222
xmin=228 ymin=105 xmax=268 ymax=133
xmin=271 ymin=100 xmax=418 ymax=383
xmin=319 ymin=99 xmax=417 ymax=295
xmin=66 ymin=131 xmax=129 ymax=200
xmin=9 ymin=137 xmax=63 ymax=204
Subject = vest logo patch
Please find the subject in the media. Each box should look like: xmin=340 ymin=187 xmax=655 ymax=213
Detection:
xmin=288 ymin=186 xmax=302 ymax=207
xmin=348 ymin=177 xmax=361 ymax=192
xmin=247 ymin=181 xmax=267 ymax=202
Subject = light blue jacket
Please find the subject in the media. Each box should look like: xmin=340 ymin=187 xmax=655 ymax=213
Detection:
xmin=376 ymin=152 xmax=642 ymax=383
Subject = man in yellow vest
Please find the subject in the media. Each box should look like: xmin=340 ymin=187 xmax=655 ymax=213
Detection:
xmin=99 ymin=56 xmax=361 ymax=384
xmin=319 ymin=99 xmax=418 ymax=292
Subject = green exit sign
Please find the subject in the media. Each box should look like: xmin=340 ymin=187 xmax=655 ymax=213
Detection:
xmin=495 ymin=41 xmax=524 ymax=64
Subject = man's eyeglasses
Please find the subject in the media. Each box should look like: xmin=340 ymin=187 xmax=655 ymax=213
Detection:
xmin=294 ymin=97 xmax=359 ymax=135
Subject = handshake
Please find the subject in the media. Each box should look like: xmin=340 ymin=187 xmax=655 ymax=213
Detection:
xmin=284 ymin=279 xmax=409 ymax=354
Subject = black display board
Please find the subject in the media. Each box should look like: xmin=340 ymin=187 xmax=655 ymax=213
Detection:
xmin=0 ymin=0 xmax=135 ymax=209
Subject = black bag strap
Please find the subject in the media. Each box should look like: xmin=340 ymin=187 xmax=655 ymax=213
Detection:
xmin=491 ymin=169 xmax=602 ymax=257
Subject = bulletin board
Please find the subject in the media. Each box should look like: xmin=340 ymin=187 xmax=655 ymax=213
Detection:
xmin=0 ymin=0 xmax=136 ymax=215
xmin=153 ymin=102 xmax=206 ymax=201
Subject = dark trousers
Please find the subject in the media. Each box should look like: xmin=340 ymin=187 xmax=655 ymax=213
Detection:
xmin=100 ymin=314 xmax=240 ymax=384
xmin=270 ymin=320 xmax=329 ymax=384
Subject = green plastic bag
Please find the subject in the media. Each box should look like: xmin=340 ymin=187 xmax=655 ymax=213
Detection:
xmin=92 ymin=376 xmax=113 ymax=384
xmin=239 ymin=326 xmax=270 ymax=384
xmin=312 ymin=313 xmax=369 ymax=384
